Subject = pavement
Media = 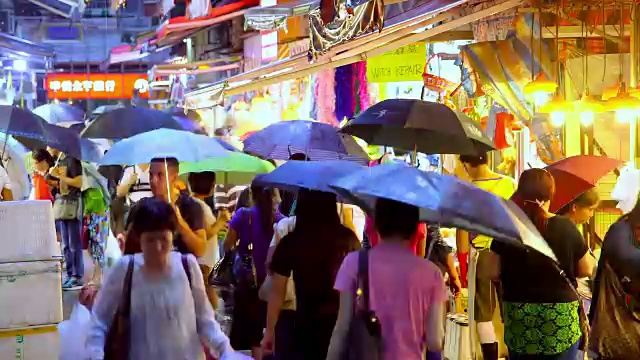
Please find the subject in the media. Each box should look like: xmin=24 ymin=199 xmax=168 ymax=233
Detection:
xmin=62 ymin=289 xmax=81 ymax=320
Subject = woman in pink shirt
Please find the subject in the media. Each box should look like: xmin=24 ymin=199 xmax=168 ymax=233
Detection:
xmin=328 ymin=198 xmax=447 ymax=360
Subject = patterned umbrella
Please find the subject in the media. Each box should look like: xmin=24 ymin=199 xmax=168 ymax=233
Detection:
xmin=243 ymin=120 xmax=368 ymax=163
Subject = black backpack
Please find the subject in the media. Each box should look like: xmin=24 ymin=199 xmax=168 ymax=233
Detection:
xmin=343 ymin=249 xmax=384 ymax=360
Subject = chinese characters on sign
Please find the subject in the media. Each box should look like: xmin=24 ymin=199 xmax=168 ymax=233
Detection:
xmin=48 ymin=80 xmax=117 ymax=93
xmin=366 ymin=43 xmax=427 ymax=83
xmin=45 ymin=74 xmax=150 ymax=100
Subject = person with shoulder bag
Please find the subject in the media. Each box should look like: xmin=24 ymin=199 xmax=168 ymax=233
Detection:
xmin=51 ymin=155 xmax=85 ymax=290
xmin=328 ymin=198 xmax=446 ymax=360
xmin=589 ymin=200 xmax=640 ymax=359
xmin=224 ymin=183 xmax=283 ymax=360
xmin=86 ymin=197 xmax=250 ymax=360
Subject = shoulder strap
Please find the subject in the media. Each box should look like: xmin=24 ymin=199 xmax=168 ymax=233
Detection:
xmin=246 ymin=209 xmax=253 ymax=252
xmin=357 ymin=248 xmax=370 ymax=311
xmin=121 ymin=256 xmax=135 ymax=316
xmin=181 ymin=254 xmax=193 ymax=287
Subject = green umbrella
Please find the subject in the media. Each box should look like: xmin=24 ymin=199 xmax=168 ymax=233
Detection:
xmin=179 ymin=151 xmax=275 ymax=185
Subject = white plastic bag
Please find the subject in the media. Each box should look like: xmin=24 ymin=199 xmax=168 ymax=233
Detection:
xmin=58 ymin=303 xmax=92 ymax=360
xmin=104 ymin=229 xmax=122 ymax=269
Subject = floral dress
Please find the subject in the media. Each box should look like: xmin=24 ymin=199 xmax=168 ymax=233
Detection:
xmin=83 ymin=188 xmax=109 ymax=267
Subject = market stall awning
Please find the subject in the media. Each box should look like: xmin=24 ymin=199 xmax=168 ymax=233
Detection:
xmin=183 ymin=82 xmax=228 ymax=110
xmin=0 ymin=33 xmax=55 ymax=59
xmin=150 ymin=57 xmax=242 ymax=76
xmin=103 ymin=40 xmax=172 ymax=68
xmin=244 ymin=0 xmax=318 ymax=31
xmin=187 ymin=0 xmax=523 ymax=97
xmin=157 ymin=0 xmax=260 ymax=42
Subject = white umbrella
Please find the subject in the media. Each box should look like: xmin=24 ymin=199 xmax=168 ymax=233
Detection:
xmin=0 ymin=134 xmax=30 ymax=200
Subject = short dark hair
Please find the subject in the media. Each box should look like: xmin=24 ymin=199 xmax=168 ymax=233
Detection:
xmin=150 ymin=157 xmax=180 ymax=171
xmin=128 ymin=197 xmax=178 ymax=236
xmin=188 ymin=171 xmax=216 ymax=195
xmin=289 ymin=153 xmax=309 ymax=161
xmin=557 ymin=188 xmax=599 ymax=215
xmin=374 ymin=197 xmax=420 ymax=239
xmin=459 ymin=153 xmax=488 ymax=167
xmin=32 ymin=148 xmax=54 ymax=167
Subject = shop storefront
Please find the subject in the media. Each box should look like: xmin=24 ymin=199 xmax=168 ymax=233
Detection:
xmin=45 ymin=73 xmax=150 ymax=112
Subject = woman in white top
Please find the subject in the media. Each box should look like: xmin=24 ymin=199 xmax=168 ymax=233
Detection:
xmin=116 ymin=164 xmax=152 ymax=204
xmin=86 ymin=197 xmax=248 ymax=360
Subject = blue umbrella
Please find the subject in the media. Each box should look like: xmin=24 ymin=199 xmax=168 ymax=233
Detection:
xmin=99 ymin=128 xmax=229 ymax=166
xmin=215 ymin=138 xmax=240 ymax=152
xmin=243 ymin=120 xmax=368 ymax=163
xmin=253 ymin=160 xmax=366 ymax=194
xmin=82 ymin=107 xmax=184 ymax=140
xmin=33 ymin=103 xmax=85 ymax=125
xmin=329 ymin=162 xmax=556 ymax=260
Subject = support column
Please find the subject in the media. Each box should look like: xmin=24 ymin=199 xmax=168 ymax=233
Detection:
xmin=630 ymin=3 xmax=638 ymax=166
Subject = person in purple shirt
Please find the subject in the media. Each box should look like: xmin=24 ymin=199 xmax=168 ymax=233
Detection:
xmin=224 ymin=183 xmax=283 ymax=360
xmin=328 ymin=198 xmax=447 ymax=360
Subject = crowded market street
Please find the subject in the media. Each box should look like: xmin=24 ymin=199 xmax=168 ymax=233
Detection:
xmin=0 ymin=0 xmax=639 ymax=359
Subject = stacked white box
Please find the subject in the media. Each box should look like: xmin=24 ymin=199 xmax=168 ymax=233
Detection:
xmin=0 ymin=261 xmax=63 ymax=329
xmin=0 ymin=200 xmax=60 ymax=262
xmin=0 ymin=200 xmax=62 ymax=358
xmin=0 ymin=325 xmax=59 ymax=360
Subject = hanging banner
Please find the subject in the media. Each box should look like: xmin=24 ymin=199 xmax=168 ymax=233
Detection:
xmin=366 ymin=42 xmax=426 ymax=83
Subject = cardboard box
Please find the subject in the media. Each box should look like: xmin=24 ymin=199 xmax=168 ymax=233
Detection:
xmin=0 ymin=324 xmax=59 ymax=360
xmin=0 ymin=261 xmax=63 ymax=329
xmin=0 ymin=200 xmax=59 ymax=262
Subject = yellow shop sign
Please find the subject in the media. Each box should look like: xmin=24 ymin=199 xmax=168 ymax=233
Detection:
xmin=366 ymin=43 xmax=426 ymax=83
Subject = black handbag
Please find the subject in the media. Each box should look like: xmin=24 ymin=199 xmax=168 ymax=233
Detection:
xmin=211 ymin=250 xmax=236 ymax=288
xmin=343 ymin=248 xmax=384 ymax=360
xmin=233 ymin=212 xmax=257 ymax=290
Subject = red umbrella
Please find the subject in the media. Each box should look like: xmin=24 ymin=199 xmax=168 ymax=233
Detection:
xmin=546 ymin=155 xmax=623 ymax=212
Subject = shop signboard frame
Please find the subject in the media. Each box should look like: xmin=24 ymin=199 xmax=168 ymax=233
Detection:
xmin=366 ymin=42 xmax=426 ymax=83
xmin=45 ymin=73 xmax=150 ymax=99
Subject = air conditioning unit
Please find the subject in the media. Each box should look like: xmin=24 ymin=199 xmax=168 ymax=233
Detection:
xmin=0 ymin=10 xmax=15 ymax=34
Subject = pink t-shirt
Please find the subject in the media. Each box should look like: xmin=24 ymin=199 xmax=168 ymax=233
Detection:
xmin=364 ymin=215 xmax=426 ymax=255
xmin=334 ymin=243 xmax=446 ymax=360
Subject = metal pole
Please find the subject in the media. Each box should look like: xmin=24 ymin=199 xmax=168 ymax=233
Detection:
xmin=631 ymin=3 xmax=638 ymax=166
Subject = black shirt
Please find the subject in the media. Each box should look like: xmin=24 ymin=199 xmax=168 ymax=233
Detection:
xmin=173 ymin=192 xmax=205 ymax=255
xmin=52 ymin=156 xmax=83 ymax=200
xmin=491 ymin=215 xmax=587 ymax=303
xmin=271 ymin=224 xmax=360 ymax=327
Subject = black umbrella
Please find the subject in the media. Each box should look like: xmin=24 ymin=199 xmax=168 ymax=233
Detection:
xmin=0 ymin=106 xmax=98 ymax=162
xmin=165 ymin=106 xmax=202 ymax=122
xmin=81 ymin=107 xmax=184 ymax=139
xmin=340 ymin=99 xmax=495 ymax=156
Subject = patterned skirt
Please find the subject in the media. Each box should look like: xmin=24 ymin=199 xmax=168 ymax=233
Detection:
xmin=503 ymin=301 xmax=582 ymax=355
xmin=83 ymin=212 xmax=109 ymax=267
